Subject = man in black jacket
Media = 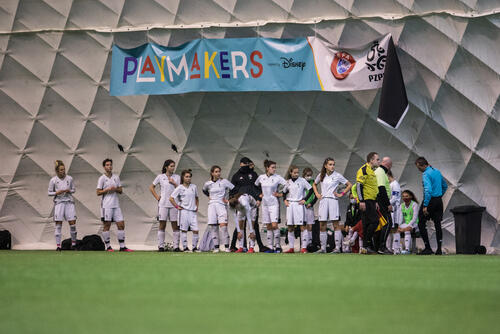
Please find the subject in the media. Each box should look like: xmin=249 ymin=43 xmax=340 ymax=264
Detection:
xmin=229 ymin=157 xmax=267 ymax=251
xmin=229 ymin=157 xmax=261 ymax=202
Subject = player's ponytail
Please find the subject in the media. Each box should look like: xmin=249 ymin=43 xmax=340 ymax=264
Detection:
xmin=264 ymin=159 xmax=276 ymax=170
xmin=54 ymin=160 xmax=64 ymax=173
xmin=228 ymin=193 xmax=244 ymax=209
xmin=302 ymin=167 xmax=313 ymax=178
xmin=181 ymin=169 xmax=192 ymax=184
xmin=210 ymin=165 xmax=221 ymax=182
xmin=402 ymin=190 xmax=419 ymax=204
xmin=162 ymin=159 xmax=175 ymax=174
xmin=285 ymin=165 xmax=298 ymax=180
xmin=320 ymin=157 xmax=334 ymax=182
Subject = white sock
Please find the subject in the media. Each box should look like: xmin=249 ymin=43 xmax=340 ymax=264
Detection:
xmin=173 ymin=231 xmax=180 ymax=249
xmin=117 ymin=230 xmax=125 ymax=248
xmin=392 ymin=232 xmax=401 ymax=252
xmin=347 ymin=228 xmax=353 ymax=239
xmin=238 ymin=236 xmax=244 ymax=249
xmin=158 ymin=230 xmax=166 ymax=248
xmin=55 ymin=224 xmax=62 ymax=247
xmin=320 ymin=231 xmax=327 ymax=251
xmin=181 ymin=231 xmax=188 ymax=249
xmin=334 ymin=230 xmax=342 ymax=251
xmin=221 ymin=225 xmax=229 ymax=247
xmin=69 ymin=225 xmax=77 ymax=245
xmin=274 ymin=229 xmax=281 ymax=248
xmin=405 ymin=231 xmax=411 ymax=251
xmin=102 ymin=231 xmax=111 ymax=248
xmin=359 ymin=239 xmax=363 ymax=249
xmin=192 ymin=233 xmax=199 ymax=249
xmin=267 ymin=229 xmax=274 ymax=249
xmin=352 ymin=231 xmax=358 ymax=242
xmin=211 ymin=225 xmax=219 ymax=247
xmin=249 ymin=238 xmax=255 ymax=249
xmin=307 ymin=230 xmax=312 ymax=246
xmin=301 ymin=230 xmax=307 ymax=249
xmin=288 ymin=231 xmax=295 ymax=251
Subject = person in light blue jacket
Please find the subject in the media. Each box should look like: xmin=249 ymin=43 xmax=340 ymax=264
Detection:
xmin=415 ymin=157 xmax=448 ymax=255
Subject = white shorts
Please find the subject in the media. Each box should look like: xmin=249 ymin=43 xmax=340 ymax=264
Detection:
xmin=207 ymin=203 xmax=228 ymax=225
xmin=286 ymin=202 xmax=305 ymax=226
xmin=318 ymin=198 xmax=340 ymax=222
xmin=54 ymin=202 xmax=76 ymax=222
xmin=304 ymin=207 xmax=315 ymax=225
xmin=236 ymin=207 xmax=257 ymax=223
xmin=101 ymin=207 xmax=124 ymax=223
xmin=178 ymin=210 xmax=198 ymax=231
xmin=158 ymin=206 xmax=179 ymax=222
xmin=261 ymin=205 xmax=279 ymax=224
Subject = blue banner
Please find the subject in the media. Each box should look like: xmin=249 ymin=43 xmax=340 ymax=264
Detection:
xmin=110 ymin=37 xmax=322 ymax=96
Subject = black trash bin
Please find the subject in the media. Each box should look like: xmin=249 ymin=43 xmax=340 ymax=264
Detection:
xmin=451 ymin=205 xmax=486 ymax=254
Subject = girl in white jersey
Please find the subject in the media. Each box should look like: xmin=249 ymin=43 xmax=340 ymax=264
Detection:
xmin=387 ymin=170 xmax=402 ymax=254
xmin=202 ymin=165 xmax=234 ymax=253
xmin=149 ymin=159 xmax=181 ymax=252
xmin=283 ymin=165 xmax=312 ymax=253
xmin=229 ymin=193 xmax=258 ymax=253
xmin=312 ymin=157 xmax=352 ymax=253
xmin=170 ymin=170 xmax=199 ymax=252
xmin=96 ymin=158 xmax=132 ymax=252
xmin=255 ymin=159 xmax=286 ymax=253
xmin=48 ymin=160 xmax=77 ymax=251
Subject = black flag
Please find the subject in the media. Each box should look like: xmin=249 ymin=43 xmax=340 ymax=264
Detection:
xmin=377 ymin=36 xmax=409 ymax=129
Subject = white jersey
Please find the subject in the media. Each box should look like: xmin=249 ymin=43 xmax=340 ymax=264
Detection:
xmin=390 ymin=180 xmax=402 ymax=226
xmin=283 ymin=177 xmax=312 ymax=202
xmin=48 ymin=175 xmax=75 ymax=203
xmin=171 ymin=184 xmax=198 ymax=211
xmin=202 ymin=179 xmax=234 ymax=204
xmin=255 ymin=174 xmax=286 ymax=207
xmin=390 ymin=180 xmax=401 ymax=208
xmin=97 ymin=174 xmax=121 ymax=209
xmin=314 ymin=172 xmax=348 ymax=198
xmin=152 ymin=173 xmax=180 ymax=208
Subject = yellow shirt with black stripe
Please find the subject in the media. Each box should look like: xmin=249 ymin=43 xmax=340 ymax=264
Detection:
xmin=355 ymin=163 xmax=378 ymax=201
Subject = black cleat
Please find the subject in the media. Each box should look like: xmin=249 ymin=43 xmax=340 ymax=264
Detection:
xmin=56 ymin=247 xmax=62 ymax=251
xmin=377 ymin=247 xmax=393 ymax=255
xmin=119 ymin=247 xmax=133 ymax=252
xmin=173 ymin=247 xmax=183 ymax=252
xmin=435 ymin=248 xmax=443 ymax=255
xmin=417 ymin=248 xmax=434 ymax=255
xmin=158 ymin=247 xmax=165 ymax=252
xmin=365 ymin=247 xmax=377 ymax=254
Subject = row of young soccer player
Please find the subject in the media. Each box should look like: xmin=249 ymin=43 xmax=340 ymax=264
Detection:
xmin=48 ymin=156 xmax=420 ymax=254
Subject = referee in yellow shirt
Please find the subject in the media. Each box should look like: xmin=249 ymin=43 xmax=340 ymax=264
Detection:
xmin=355 ymin=152 xmax=380 ymax=254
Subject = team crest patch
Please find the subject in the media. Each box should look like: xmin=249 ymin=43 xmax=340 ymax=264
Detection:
xmin=331 ymin=52 xmax=356 ymax=80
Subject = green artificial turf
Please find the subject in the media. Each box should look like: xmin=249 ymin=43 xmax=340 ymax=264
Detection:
xmin=0 ymin=251 xmax=499 ymax=334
